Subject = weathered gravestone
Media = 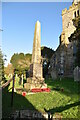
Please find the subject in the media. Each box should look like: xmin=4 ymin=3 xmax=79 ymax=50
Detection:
xmin=51 ymin=70 xmax=57 ymax=80
xmin=24 ymin=21 xmax=47 ymax=91
xmin=74 ymin=66 xmax=80 ymax=81
xmin=21 ymin=74 xmax=24 ymax=85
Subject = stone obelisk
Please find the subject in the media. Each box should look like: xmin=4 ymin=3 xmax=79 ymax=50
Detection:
xmin=31 ymin=21 xmax=43 ymax=79
xmin=24 ymin=21 xmax=47 ymax=90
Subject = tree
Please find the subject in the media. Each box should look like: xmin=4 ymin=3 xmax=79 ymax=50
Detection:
xmin=41 ymin=46 xmax=54 ymax=77
xmin=10 ymin=53 xmax=32 ymax=72
xmin=10 ymin=53 xmax=32 ymax=84
xmin=41 ymin=46 xmax=54 ymax=59
xmin=10 ymin=47 xmax=54 ymax=79
xmin=0 ymin=48 xmax=5 ymax=84
xmin=4 ymin=63 xmax=14 ymax=76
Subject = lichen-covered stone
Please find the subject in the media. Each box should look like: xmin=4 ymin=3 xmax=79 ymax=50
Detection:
xmin=61 ymin=2 xmax=80 ymax=45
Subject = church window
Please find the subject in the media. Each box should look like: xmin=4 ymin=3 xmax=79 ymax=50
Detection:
xmin=77 ymin=10 xmax=79 ymax=16
xmin=74 ymin=11 xmax=76 ymax=18
xmin=73 ymin=43 xmax=77 ymax=55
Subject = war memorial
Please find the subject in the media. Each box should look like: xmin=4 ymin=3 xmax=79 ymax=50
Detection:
xmin=24 ymin=21 xmax=47 ymax=91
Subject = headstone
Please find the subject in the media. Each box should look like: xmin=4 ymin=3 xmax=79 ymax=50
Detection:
xmin=14 ymin=88 xmax=16 ymax=92
xmin=51 ymin=70 xmax=57 ymax=80
xmin=74 ymin=66 xmax=80 ymax=81
xmin=21 ymin=74 xmax=23 ymax=85
xmin=16 ymin=74 xmax=18 ymax=78
xmin=24 ymin=21 xmax=47 ymax=90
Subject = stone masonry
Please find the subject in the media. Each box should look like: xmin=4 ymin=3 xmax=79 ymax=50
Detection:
xmin=30 ymin=21 xmax=43 ymax=79
xmin=61 ymin=1 xmax=80 ymax=45
xmin=49 ymin=1 xmax=80 ymax=78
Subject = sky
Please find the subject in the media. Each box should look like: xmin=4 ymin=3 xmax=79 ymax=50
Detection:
xmin=2 ymin=2 xmax=72 ymax=66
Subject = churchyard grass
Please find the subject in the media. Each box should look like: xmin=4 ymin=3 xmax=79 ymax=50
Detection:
xmin=2 ymin=77 xmax=80 ymax=118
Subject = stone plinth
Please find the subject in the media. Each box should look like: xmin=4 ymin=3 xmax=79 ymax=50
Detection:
xmin=24 ymin=77 xmax=47 ymax=91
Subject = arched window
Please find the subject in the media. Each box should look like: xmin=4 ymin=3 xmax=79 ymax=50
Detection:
xmin=77 ymin=10 xmax=79 ymax=16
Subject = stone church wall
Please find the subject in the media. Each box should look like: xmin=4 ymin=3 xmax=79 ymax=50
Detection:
xmin=61 ymin=2 xmax=80 ymax=45
xmin=49 ymin=2 xmax=80 ymax=79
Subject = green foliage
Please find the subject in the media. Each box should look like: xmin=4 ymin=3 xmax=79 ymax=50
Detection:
xmin=41 ymin=46 xmax=54 ymax=59
xmin=0 ymin=48 xmax=5 ymax=84
xmin=10 ymin=53 xmax=19 ymax=69
xmin=10 ymin=53 xmax=32 ymax=75
xmin=4 ymin=64 xmax=14 ymax=76
xmin=0 ymin=48 xmax=2 ymax=83
xmin=41 ymin=46 xmax=54 ymax=77
xmin=10 ymin=47 xmax=54 ymax=78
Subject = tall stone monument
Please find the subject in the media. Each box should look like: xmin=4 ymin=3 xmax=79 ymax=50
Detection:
xmin=30 ymin=21 xmax=43 ymax=79
xmin=24 ymin=21 xmax=47 ymax=91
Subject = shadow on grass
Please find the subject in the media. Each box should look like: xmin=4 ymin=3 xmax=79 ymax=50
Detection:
xmin=45 ymin=78 xmax=80 ymax=96
xmin=2 ymin=83 xmax=46 ymax=119
xmin=44 ymin=101 xmax=80 ymax=114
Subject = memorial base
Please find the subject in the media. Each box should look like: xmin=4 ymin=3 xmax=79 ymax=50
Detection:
xmin=24 ymin=77 xmax=47 ymax=91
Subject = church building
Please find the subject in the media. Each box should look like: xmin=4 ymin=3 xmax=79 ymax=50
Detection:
xmin=49 ymin=0 xmax=80 ymax=79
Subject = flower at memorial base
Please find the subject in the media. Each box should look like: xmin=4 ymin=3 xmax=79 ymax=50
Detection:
xmin=22 ymin=91 xmax=26 ymax=96
xmin=31 ymin=88 xmax=50 ymax=92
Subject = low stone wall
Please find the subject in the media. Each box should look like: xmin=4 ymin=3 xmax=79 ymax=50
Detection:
xmin=9 ymin=110 xmax=62 ymax=120
xmin=10 ymin=110 xmax=48 ymax=119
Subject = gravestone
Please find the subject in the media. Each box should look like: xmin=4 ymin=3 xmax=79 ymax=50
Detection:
xmin=51 ymin=70 xmax=57 ymax=80
xmin=24 ymin=21 xmax=47 ymax=90
xmin=21 ymin=74 xmax=24 ymax=85
xmin=16 ymin=74 xmax=18 ymax=78
xmin=74 ymin=66 xmax=80 ymax=81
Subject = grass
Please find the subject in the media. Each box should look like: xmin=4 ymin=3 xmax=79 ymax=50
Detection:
xmin=2 ymin=77 xmax=80 ymax=119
